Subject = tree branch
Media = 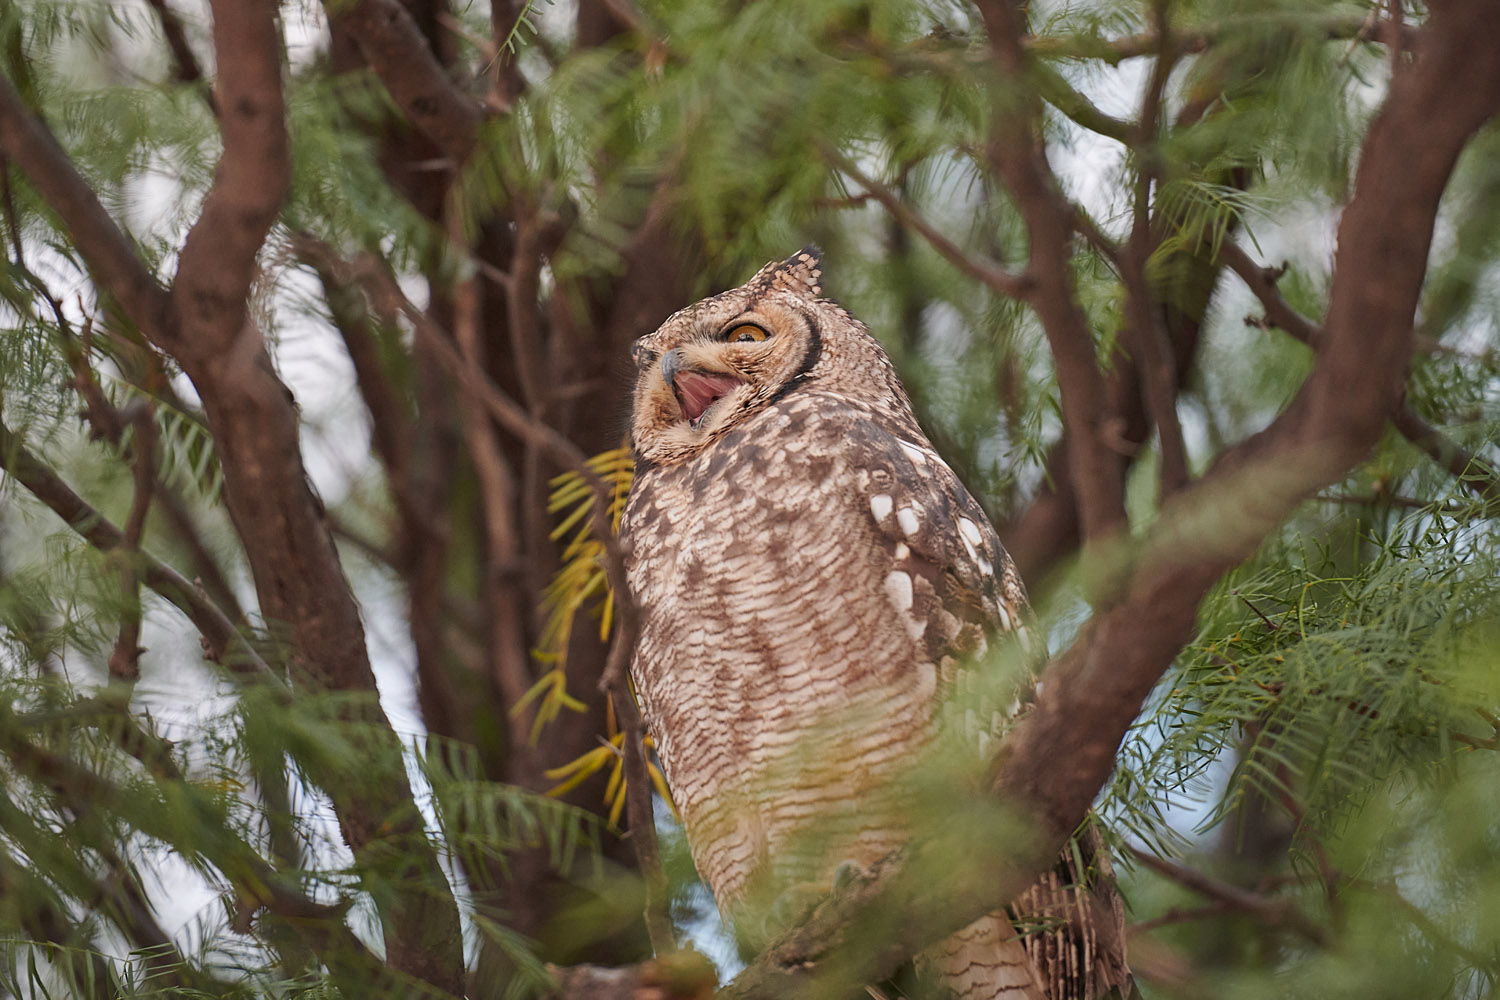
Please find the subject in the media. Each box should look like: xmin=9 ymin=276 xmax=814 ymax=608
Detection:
xmin=1217 ymin=241 xmax=1320 ymax=345
xmin=1127 ymin=846 xmax=1327 ymax=944
xmin=294 ymin=237 xmax=676 ymax=952
xmin=1032 ymin=63 xmax=1132 ymax=141
xmin=829 ymin=150 xmax=1034 ymax=300
xmin=1221 ymin=239 xmax=1500 ymax=502
xmin=0 ymin=77 xmax=173 ymax=342
xmin=613 ymin=686 xmax=675 ymax=954
xmin=1002 ymin=44 xmax=1261 ymax=582
xmin=1388 ymin=405 xmax=1500 ymax=503
xmin=314 ymin=260 xmax=412 ymax=480
xmin=0 ymin=725 xmax=404 ymax=995
xmin=106 ymin=402 xmax=157 ymax=683
xmin=446 ymin=206 xmax=539 ymax=758
xmin=325 ymin=0 xmax=484 ymax=163
xmin=0 ymin=844 xmax=125 ymax=994
xmin=0 ymin=417 xmax=271 ymax=677
xmin=170 ymin=0 xmax=288 ymax=365
xmin=6 ymin=6 xmax=466 ymax=986
xmin=144 ymin=0 xmax=215 ymax=114
xmin=715 ymin=4 xmax=1500 ymax=995
xmin=1026 ymin=12 xmax=1415 ymax=66
xmin=997 ymin=0 xmax=1500 ymax=866
xmin=1121 ymin=0 xmax=1189 ymax=498
xmin=975 ymin=0 xmax=1128 ymax=570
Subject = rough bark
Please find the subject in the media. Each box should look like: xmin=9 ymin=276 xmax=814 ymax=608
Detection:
xmin=713 ymin=3 xmax=1500 ymax=996
xmin=0 ymin=2 xmax=465 ymax=990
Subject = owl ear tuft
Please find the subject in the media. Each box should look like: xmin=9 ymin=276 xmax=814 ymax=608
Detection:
xmin=775 ymin=245 xmax=823 ymax=298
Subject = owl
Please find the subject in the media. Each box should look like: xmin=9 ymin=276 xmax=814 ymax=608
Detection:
xmin=621 ymin=249 xmax=1131 ymax=999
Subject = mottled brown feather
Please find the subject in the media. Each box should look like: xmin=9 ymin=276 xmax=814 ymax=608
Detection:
xmin=623 ymin=250 xmax=1132 ymax=998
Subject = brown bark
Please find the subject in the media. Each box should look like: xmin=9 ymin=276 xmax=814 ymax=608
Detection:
xmin=976 ymin=2 xmax=1128 ymax=567
xmin=316 ymin=7 xmax=659 ymax=984
xmin=1001 ymin=34 xmax=1268 ymax=582
xmin=997 ymin=0 xmax=1500 ymax=898
xmin=326 ymin=0 xmax=483 ymax=163
xmin=0 ymin=2 xmax=465 ymax=990
xmin=0 ymin=418 xmax=270 ymax=676
xmin=1221 ymin=239 xmax=1500 ymax=502
xmin=712 ymin=2 xmax=1500 ymax=996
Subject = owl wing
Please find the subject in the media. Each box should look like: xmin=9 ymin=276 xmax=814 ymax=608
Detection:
xmin=849 ymin=417 xmax=1134 ymax=1000
xmin=849 ymin=419 xmax=1034 ymax=671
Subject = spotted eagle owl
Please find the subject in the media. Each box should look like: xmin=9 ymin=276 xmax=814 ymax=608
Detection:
xmin=622 ymin=249 xmax=1131 ymax=999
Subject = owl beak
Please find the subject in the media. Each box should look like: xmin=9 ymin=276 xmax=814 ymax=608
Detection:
xmin=662 ymin=349 xmax=742 ymax=428
xmin=660 ymin=348 xmax=687 ymax=386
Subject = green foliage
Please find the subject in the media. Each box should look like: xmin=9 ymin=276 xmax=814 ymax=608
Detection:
xmin=2 ymin=0 xmax=1500 ymax=995
xmin=0 ymin=663 xmax=608 ymax=997
xmin=1108 ymin=502 xmax=1500 ymax=843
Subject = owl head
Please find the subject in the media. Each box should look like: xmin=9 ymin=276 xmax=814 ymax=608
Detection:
xmin=628 ymin=248 xmax=912 ymax=465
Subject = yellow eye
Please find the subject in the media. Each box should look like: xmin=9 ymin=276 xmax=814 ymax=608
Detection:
xmin=726 ymin=324 xmax=769 ymax=344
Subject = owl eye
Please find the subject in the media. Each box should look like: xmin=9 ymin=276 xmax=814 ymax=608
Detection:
xmin=724 ymin=324 xmax=770 ymax=344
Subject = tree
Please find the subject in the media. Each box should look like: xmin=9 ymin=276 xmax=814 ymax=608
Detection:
xmin=0 ymin=0 xmax=1497 ymax=998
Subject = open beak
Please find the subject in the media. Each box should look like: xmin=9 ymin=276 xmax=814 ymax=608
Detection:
xmin=662 ymin=349 xmax=743 ymax=428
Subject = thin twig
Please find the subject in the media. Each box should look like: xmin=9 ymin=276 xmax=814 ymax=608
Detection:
xmin=1127 ymin=846 xmax=1327 ymax=945
xmin=445 ymin=205 xmax=537 ymax=729
xmin=1237 ymin=595 xmax=1281 ymax=632
xmin=0 ymin=417 xmax=273 ymax=678
xmin=108 ymin=401 xmax=158 ymax=683
xmin=295 ymin=236 xmax=677 ymax=950
xmin=1218 ymin=241 xmax=1321 ymax=346
xmin=314 ymin=262 xmax=412 ymax=482
xmin=1127 ymin=901 xmax=1235 ymax=935
xmin=0 ymin=74 xmax=176 ymax=346
xmin=2 ymin=729 xmax=388 ymax=986
xmin=1451 ymin=708 xmax=1500 ymax=751
xmin=1388 ymin=406 xmax=1500 ymax=503
xmin=825 ymin=148 xmax=1034 ymax=300
xmin=1385 ymin=882 xmax=1500 ymax=972
xmin=1316 ymin=491 xmax=1469 ymax=513
xmin=1122 ymin=0 xmax=1189 ymax=499
xmin=17 ymin=691 xmax=182 ymax=781
xmin=1028 ymin=13 xmax=1417 ymax=66
xmin=144 ymin=0 xmax=218 ymax=115
xmin=0 ymin=157 xmax=25 ymax=266
xmin=1338 ymin=7 xmax=1384 ymax=68
xmin=1222 ymin=240 xmax=1500 ymax=502
xmin=1071 ymin=205 xmax=1123 ymax=267
xmin=0 ymin=846 xmax=148 ymax=992
xmin=1033 ymin=63 xmax=1132 ymax=141
xmin=613 ymin=685 xmax=676 ymax=953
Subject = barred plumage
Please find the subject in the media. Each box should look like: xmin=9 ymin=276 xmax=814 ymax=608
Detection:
xmin=622 ymin=249 xmax=1131 ymax=998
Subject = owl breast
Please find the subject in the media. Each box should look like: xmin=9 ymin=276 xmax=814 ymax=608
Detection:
xmin=621 ymin=250 xmax=1131 ymax=999
xmin=624 ymin=392 xmax=950 ymax=920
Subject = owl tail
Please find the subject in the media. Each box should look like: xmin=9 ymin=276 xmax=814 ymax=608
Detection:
xmin=918 ymin=824 xmax=1135 ymax=1000
xmin=920 ymin=911 xmax=1047 ymax=1000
